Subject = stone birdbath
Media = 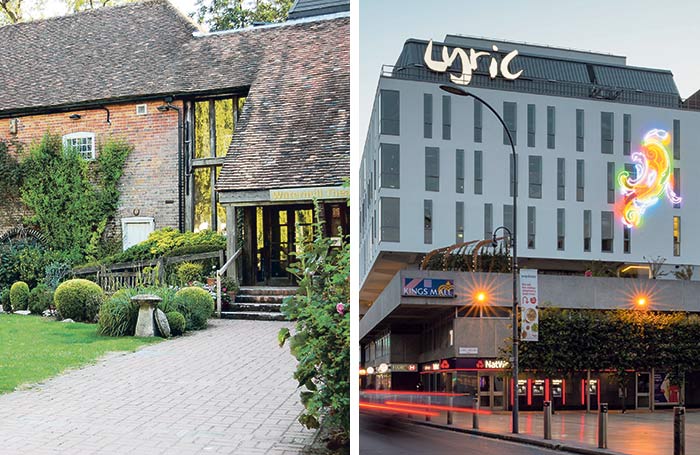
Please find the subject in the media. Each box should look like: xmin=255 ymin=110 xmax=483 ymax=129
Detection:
xmin=132 ymin=294 xmax=162 ymax=337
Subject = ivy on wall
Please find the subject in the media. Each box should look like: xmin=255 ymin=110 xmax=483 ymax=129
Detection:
xmin=20 ymin=134 xmax=131 ymax=263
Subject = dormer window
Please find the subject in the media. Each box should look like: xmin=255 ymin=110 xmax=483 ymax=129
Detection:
xmin=63 ymin=132 xmax=96 ymax=161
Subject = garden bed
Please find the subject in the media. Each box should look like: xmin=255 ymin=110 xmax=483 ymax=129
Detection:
xmin=0 ymin=314 xmax=161 ymax=394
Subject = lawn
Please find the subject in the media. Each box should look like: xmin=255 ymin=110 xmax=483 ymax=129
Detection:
xmin=0 ymin=314 xmax=161 ymax=394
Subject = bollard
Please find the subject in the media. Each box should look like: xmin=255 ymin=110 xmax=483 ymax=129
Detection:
xmin=674 ymin=406 xmax=685 ymax=455
xmin=543 ymin=401 xmax=552 ymax=440
xmin=447 ymin=395 xmax=453 ymax=425
xmin=598 ymin=403 xmax=608 ymax=449
xmin=473 ymin=397 xmax=480 ymax=429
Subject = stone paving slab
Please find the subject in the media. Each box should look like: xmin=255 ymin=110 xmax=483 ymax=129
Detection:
xmin=0 ymin=319 xmax=315 ymax=454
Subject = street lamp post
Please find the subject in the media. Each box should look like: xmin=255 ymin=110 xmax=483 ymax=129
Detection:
xmin=439 ymin=84 xmax=520 ymax=434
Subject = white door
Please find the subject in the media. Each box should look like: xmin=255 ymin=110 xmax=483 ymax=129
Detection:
xmin=121 ymin=217 xmax=155 ymax=250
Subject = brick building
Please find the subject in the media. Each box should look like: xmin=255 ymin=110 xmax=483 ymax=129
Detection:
xmin=0 ymin=0 xmax=349 ymax=285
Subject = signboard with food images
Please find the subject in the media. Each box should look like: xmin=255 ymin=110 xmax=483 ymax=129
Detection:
xmin=519 ymin=269 xmax=539 ymax=341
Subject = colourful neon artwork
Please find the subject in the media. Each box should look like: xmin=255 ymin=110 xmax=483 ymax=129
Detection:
xmin=617 ymin=129 xmax=681 ymax=228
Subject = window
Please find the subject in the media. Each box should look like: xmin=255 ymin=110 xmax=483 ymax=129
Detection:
xmin=601 ymin=211 xmax=614 ymax=252
xmin=503 ymin=101 xmax=517 ymax=145
xmin=673 ymin=119 xmax=680 ymax=160
xmin=380 ymin=89 xmax=400 ymax=135
xmin=474 ymin=150 xmax=483 ymax=194
xmin=456 ymin=201 xmax=464 ymax=243
xmin=576 ymin=159 xmax=585 ymax=202
xmin=624 ymin=163 xmax=637 ymax=180
xmin=484 ymin=203 xmax=493 ymax=240
xmin=673 ymin=168 xmax=680 ymax=208
xmin=576 ymin=109 xmax=584 ymax=152
xmin=527 ymin=104 xmax=535 ymax=147
xmin=623 ymin=226 xmax=631 ymax=254
xmin=584 ymin=210 xmax=592 ymax=252
xmin=557 ymin=158 xmax=565 ymax=201
xmin=424 ymin=200 xmax=433 ymax=244
xmin=528 ymin=155 xmax=542 ymax=199
xmin=557 ymin=208 xmax=565 ymax=250
xmin=474 ymin=101 xmax=482 ymax=143
xmin=607 ymin=162 xmax=615 ymax=204
xmin=509 ymin=155 xmax=518 ymax=197
xmin=443 ymin=95 xmax=451 ymax=140
xmin=503 ymin=204 xmax=514 ymax=234
xmin=380 ymin=143 xmax=400 ymax=189
xmin=673 ymin=216 xmax=681 ymax=256
xmin=601 ymin=112 xmax=614 ymax=154
xmin=423 ymin=94 xmax=433 ymax=139
xmin=425 ymin=147 xmax=440 ymax=191
xmin=547 ymin=106 xmax=555 ymax=149
xmin=63 ymin=132 xmax=96 ymax=161
xmin=527 ymin=206 xmax=536 ymax=249
xmin=623 ymin=114 xmax=631 ymax=156
xmin=456 ymin=149 xmax=465 ymax=193
xmin=380 ymin=197 xmax=400 ymax=242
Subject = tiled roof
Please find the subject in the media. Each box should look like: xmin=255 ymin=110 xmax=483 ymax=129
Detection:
xmin=215 ymin=17 xmax=349 ymax=192
xmin=288 ymin=0 xmax=349 ymax=20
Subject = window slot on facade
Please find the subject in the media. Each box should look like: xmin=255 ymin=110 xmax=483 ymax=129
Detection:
xmin=673 ymin=216 xmax=681 ymax=256
xmin=527 ymin=206 xmax=536 ymax=249
xmin=557 ymin=208 xmax=565 ymax=250
xmin=474 ymin=101 xmax=483 ymax=143
xmin=423 ymin=93 xmax=432 ymax=139
xmin=547 ymin=106 xmax=555 ymax=149
xmin=503 ymin=101 xmax=517 ymax=146
xmin=624 ymin=163 xmax=637 ymax=180
xmin=527 ymin=104 xmax=535 ymax=147
xmin=623 ymin=114 xmax=631 ymax=156
xmin=557 ymin=158 xmax=565 ymax=201
xmin=484 ymin=203 xmax=493 ymax=240
xmin=607 ymin=162 xmax=615 ymax=204
xmin=425 ymin=147 xmax=440 ymax=191
xmin=528 ymin=155 xmax=542 ymax=199
xmin=456 ymin=149 xmax=465 ymax=194
xmin=380 ymin=143 xmax=400 ymax=189
xmin=442 ymin=95 xmax=451 ymax=140
xmin=380 ymin=197 xmax=400 ymax=242
xmin=576 ymin=159 xmax=585 ymax=202
xmin=601 ymin=112 xmax=614 ymax=154
xmin=456 ymin=201 xmax=464 ymax=243
xmin=601 ymin=211 xmax=614 ymax=252
xmin=623 ymin=226 xmax=631 ymax=254
xmin=576 ymin=109 xmax=584 ymax=152
xmin=380 ymin=89 xmax=400 ymax=135
xmin=474 ymin=150 xmax=483 ymax=195
xmin=509 ymin=154 xmax=518 ymax=197
xmin=673 ymin=119 xmax=680 ymax=160
xmin=503 ymin=204 xmax=514 ymax=235
xmin=424 ymin=199 xmax=433 ymax=244
xmin=584 ymin=209 xmax=592 ymax=252
xmin=674 ymin=168 xmax=680 ymax=208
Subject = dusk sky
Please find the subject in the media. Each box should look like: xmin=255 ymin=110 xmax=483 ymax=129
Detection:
xmin=359 ymin=0 xmax=700 ymax=140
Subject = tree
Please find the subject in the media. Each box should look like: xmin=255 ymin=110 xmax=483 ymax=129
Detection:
xmin=0 ymin=0 xmax=133 ymax=25
xmin=0 ymin=0 xmax=22 ymax=24
xmin=193 ymin=0 xmax=293 ymax=32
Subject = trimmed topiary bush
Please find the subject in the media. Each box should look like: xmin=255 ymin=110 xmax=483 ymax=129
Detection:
xmin=166 ymin=311 xmax=186 ymax=336
xmin=54 ymin=279 xmax=104 ymax=322
xmin=0 ymin=288 xmax=11 ymax=313
xmin=173 ymin=287 xmax=214 ymax=330
xmin=176 ymin=262 xmax=204 ymax=286
xmin=29 ymin=284 xmax=54 ymax=315
xmin=97 ymin=288 xmax=139 ymax=336
xmin=10 ymin=281 xmax=29 ymax=311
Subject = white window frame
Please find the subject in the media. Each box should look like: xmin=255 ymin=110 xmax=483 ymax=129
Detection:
xmin=62 ymin=132 xmax=96 ymax=161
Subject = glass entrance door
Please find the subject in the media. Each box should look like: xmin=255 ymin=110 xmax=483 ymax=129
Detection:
xmin=478 ymin=373 xmax=505 ymax=410
xmin=259 ymin=205 xmax=314 ymax=285
xmin=636 ymin=372 xmax=651 ymax=409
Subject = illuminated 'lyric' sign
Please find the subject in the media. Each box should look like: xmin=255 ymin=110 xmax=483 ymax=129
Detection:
xmin=617 ymin=129 xmax=681 ymax=228
xmin=423 ymin=40 xmax=523 ymax=86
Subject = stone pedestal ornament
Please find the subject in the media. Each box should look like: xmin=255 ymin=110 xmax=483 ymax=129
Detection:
xmin=154 ymin=308 xmax=171 ymax=338
xmin=132 ymin=294 xmax=162 ymax=337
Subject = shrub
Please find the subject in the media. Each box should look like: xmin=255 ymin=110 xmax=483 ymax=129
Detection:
xmin=0 ymin=288 xmax=11 ymax=312
xmin=54 ymin=279 xmax=104 ymax=322
xmin=220 ymin=276 xmax=240 ymax=295
xmin=29 ymin=284 xmax=54 ymax=315
xmin=166 ymin=311 xmax=186 ymax=336
xmin=10 ymin=281 xmax=29 ymax=311
xmin=173 ymin=287 xmax=214 ymax=330
xmin=176 ymin=262 xmax=204 ymax=285
xmin=44 ymin=261 xmax=72 ymax=289
xmin=97 ymin=288 xmax=139 ymax=336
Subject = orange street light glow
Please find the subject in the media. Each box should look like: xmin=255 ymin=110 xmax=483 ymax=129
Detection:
xmin=476 ymin=291 xmax=487 ymax=302
xmin=637 ymin=297 xmax=647 ymax=307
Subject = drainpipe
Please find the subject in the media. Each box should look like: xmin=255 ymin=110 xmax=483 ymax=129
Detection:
xmin=157 ymin=101 xmax=184 ymax=232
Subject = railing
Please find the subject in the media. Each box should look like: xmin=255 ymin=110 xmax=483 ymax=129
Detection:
xmin=216 ymin=248 xmax=241 ymax=318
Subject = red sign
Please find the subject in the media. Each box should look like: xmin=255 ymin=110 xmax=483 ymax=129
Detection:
xmin=440 ymin=359 xmax=450 ymax=369
xmin=408 ymin=364 xmax=417 ymax=372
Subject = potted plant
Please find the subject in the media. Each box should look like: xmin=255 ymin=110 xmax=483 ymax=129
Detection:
xmin=220 ymin=276 xmax=240 ymax=308
xmin=206 ymin=265 xmax=217 ymax=287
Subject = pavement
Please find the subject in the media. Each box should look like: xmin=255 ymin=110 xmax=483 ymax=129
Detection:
xmin=408 ymin=408 xmax=700 ymax=455
xmin=0 ymin=319 xmax=315 ymax=454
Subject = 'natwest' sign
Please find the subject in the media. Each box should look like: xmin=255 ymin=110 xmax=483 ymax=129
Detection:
xmin=423 ymin=40 xmax=523 ymax=86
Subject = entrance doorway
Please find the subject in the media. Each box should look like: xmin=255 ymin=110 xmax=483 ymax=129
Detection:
xmin=478 ymin=372 xmax=505 ymax=410
xmin=636 ymin=372 xmax=651 ymax=409
xmin=256 ymin=205 xmax=314 ymax=285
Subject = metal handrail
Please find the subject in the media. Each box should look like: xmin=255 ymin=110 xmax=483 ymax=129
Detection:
xmin=216 ymin=248 xmax=241 ymax=318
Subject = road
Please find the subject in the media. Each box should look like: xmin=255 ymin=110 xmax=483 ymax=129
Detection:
xmin=359 ymin=414 xmax=565 ymax=454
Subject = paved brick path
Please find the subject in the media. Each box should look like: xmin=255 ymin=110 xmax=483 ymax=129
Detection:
xmin=0 ymin=319 xmax=315 ymax=454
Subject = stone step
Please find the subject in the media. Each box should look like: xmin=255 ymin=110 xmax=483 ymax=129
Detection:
xmin=221 ymin=311 xmax=287 ymax=321
xmin=235 ymin=295 xmax=290 ymax=304
xmin=240 ymin=286 xmax=298 ymax=296
xmin=229 ymin=302 xmax=282 ymax=313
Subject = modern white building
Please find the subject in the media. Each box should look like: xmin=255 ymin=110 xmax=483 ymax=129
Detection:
xmin=360 ymin=35 xmax=700 ymax=311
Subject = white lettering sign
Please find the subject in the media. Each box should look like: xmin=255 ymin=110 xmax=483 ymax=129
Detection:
xmin=484 ymin=360 xmax=509 ymax=369
xmin=459 ymin=347 xmax=478 ymax=355
xmin=423 ymin=40 xmax=523 ymax=86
